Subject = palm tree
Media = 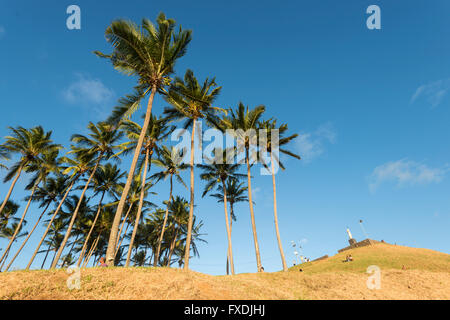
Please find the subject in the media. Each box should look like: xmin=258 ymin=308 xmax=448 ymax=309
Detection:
xmin=4 ymin=149 xmax=61 ymax=271
xmin=173 ymin=215 xmax=206 ymax=268
xmin=111 ymin=174 xmax=155 ymax=258
xmin=163 ymin=196 xmax=188 ymax=266
xmin=66 ymin=195 xmax=96 ymax=265
xmin=0 ymin=200 xmax=20 ymax=263
xmin=26 ymin=153 xmax=94 ymax=270
xmin=118 ymin=116 xmax=174 ymax=267
xmin=94 ymin=13 xmax=192 ymax=266
xmin=41 ymin=217 xmax=66 ymax=269
xmin=150 ymin=145 xmax=188 ymax=266
xmin=76 ymin=163 xmax=124 ymax=267
xmin=160 ymin=196 xmax=208 ymax=267
xmin=0 ymin=126 xmax=60 ymax=216
xmin=0 ymin=222 xmax=28 ymax=270
xmin=0 ymin=127 xmax=61 ymax=267
xmin=82 ymin=205 xmax=115 ymax=268
xmin=210 ymin=179 xmax=248 ymax=275
xmin=51 ymin=122 xmax=122 ymax=268
xmin=133 ymin=250 xmax=147 ymax=267
xmin=198 ymin=149 xmax=246 ymax=275
xmin=258 ymin=119 xmax=300 ymax=271
xmin=220 ymin=103 xmax=266 ymax=272
xmin=0 ymin=200 xmax=20 ymax=232
xmin=164 ymin=69 xmax=223 ymax=270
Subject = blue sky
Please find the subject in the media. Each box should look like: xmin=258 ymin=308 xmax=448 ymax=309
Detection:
xmin=0 ymin=0 xmax=449 ymax=275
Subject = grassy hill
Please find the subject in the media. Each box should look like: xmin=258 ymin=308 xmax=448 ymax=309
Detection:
xmin=1 ymin=243 xmax=449 ymax=300
xmin=289 ymin=242 xmax=450 ymax=274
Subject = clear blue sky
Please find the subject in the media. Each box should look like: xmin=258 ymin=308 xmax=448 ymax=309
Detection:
xmin=0 ymin=0 xmax=449 ymax=275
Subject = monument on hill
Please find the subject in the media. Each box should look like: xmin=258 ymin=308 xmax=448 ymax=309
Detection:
xmin=338 ymin=227 xmax=381 ymax=253
xmin=346 ymin=228 xmax=357 ymax=246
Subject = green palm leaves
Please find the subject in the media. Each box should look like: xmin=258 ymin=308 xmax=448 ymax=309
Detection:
xmin=94 ymin=13 xmax=192 ymax=124
xmin=0 ymin=126 xmax=61 ymax=215
xmin=164 ymin=69 xmax=223 ymax=124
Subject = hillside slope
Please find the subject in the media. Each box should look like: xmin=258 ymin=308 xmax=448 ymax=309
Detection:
xmin=1 ymin=244 xmax=449 ymax=300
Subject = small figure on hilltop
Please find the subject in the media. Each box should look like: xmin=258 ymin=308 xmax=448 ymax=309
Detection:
xmin=98 ymin=257 xmax=107 ymax=267
xmin=343 ymin=254 xmax=354 ymax=262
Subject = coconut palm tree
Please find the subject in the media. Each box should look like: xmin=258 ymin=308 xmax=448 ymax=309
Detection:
xmin=198 ymin=149 xmax=246 ymax=275
xmin=57 ymin=194 xmax=93 ymax=266
xmin=0 ymin=127 xmax=61 ymax=267
xmin=164 ymin=69 xmax=223 ymax=270
xmin=0 ymin=200 xmax=20 ymax=264
xmin=162 ymin=196 xmax=189 ymax=266
xmin=129 ymin=211 xmax=161 ymax=265
xmin=0 ymin=200 xmax=20 ymax=232
xmin=133 ymin=250 xmax=147 ymax=266
xmin=94 ymin=13 xmax=192 ymax=266
xmin=4 ymin=150 xmax=61 ymax=271
xmin=41 ymin=217 xmax=66 ymax=269
xmin=111 ymin=174 xmax=155 ymax=258
xmin=0 ymin=126 xmax=61 ymax=216
xmin=0 ymin=222 xmax=28 ymax=270
xmin=76 ymin=163 xmax=124 ymax=267
xmin=173 ymin=215 xmax=206 ymax=268
xmin=82 ymin=205 xmax=115 ymax=268
xmin=257 ymin=119 xmax=300 ymax=271
xmin=220 ymin=103 xmax=266 ymax=272
xmin=117 ymin=116 xmax=174 ymax=267
xmin=26 ymin=153 xmax=94 ymax=270
xmin=209 ymin=179 xmax=248 ymax=275
xmin=150 ymin=145 xmax=188 ymax=266
xmin=160 ymin=195 xmax=208 ymax=267
xmin=51 ymin=122 xmax=122 ymax=268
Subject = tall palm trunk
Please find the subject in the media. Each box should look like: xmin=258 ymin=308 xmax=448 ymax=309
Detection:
xmin=26 ymin=180 xmax=75 ymax=270
xmin=105 ymin=86 xmax=157 ymax=266
xmin=183 ymin=119 xmax=196 ymax=270
xmin=40 ymin=234 xmax=56 ymax=269
xmin=4 ymin=201 xmax=51 ymax=271
xmin=154 ymin=174 xmax=173 ymax=267
xmin=222 ymin=180 xmax=235 ymax=275
xmin=226 ymin=202 xmax=235 ymax=275
xmin=63 ymin=234 xmax=80 ymax=267
xmin=126 ymin=148 xmax=151 ymax=267
xmin=115 ymin=202 xmax=133 ymax=255
xmin=115 ymin=221 xmax=131 ymax=258
xmin=83 ymin=232 xmax=101 ymax=268
xmin=0 ymin=183 xmax=38 ymax=268
xmin=50 ymin=247 xmax=58 ymax=268
xmin=167 ymin=227 xmax=179 ymax=266
xmin=77 ymin=190 xmax=106 ymax=267
xmin=40 ymin=244 xmax=51 ymax=269
xmin=0 ymin=166 xmax=22 ymax=215
xmin=271 ymin=151 xmax=288 ymax=271
xmin=245 ymin=147 xmax=262 ymax=272
xmin=51 ymin=160 xmax=101 ymax=268
xmin=0 ymin=246 xmax=11 ymax=270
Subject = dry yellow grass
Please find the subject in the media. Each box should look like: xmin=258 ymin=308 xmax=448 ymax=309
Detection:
xmin=1 ymin=244 xmax=449 ymax=300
